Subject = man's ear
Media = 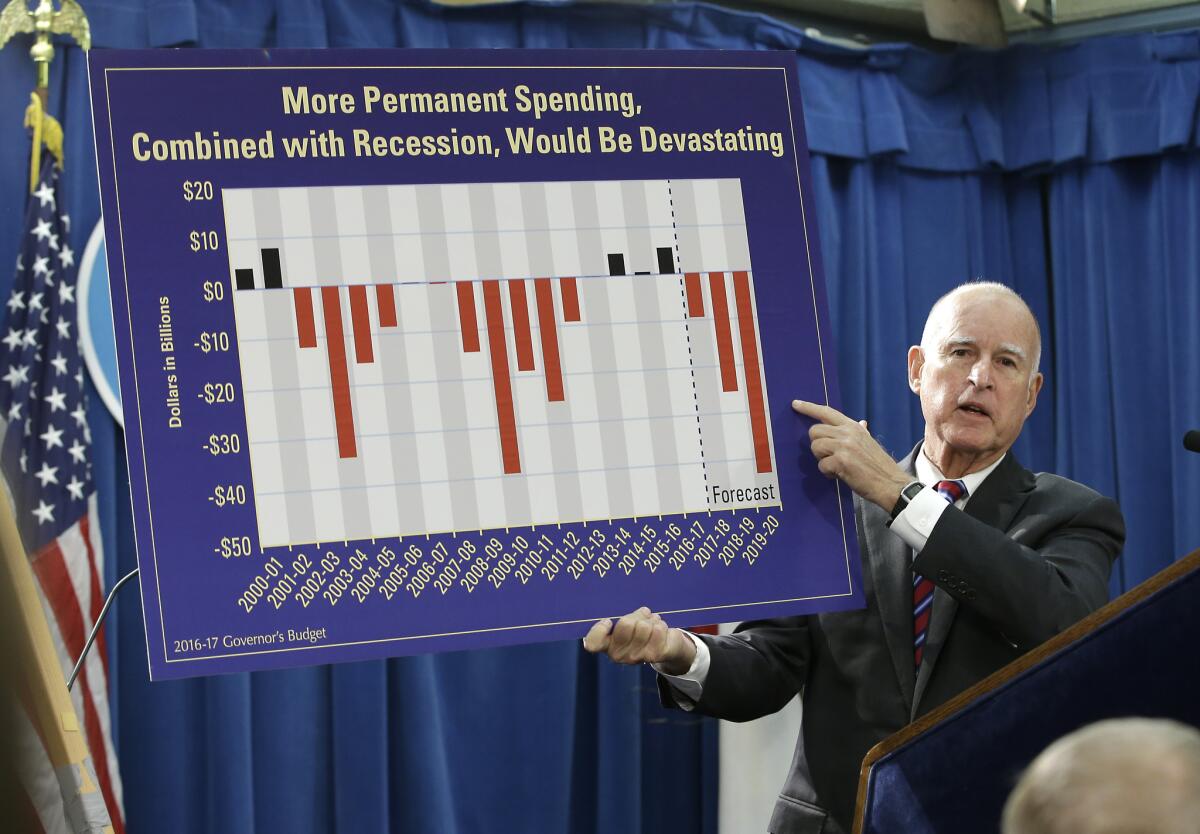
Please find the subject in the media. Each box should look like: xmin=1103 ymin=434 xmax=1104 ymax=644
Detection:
xmin=1025 ymin=371 xmax=1044 ymax=415
xmin=907 ymin=345 xmax=924 ymax=394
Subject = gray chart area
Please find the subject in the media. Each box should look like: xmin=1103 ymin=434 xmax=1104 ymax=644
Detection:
xmin=223 ymin=178 xmax=781 ymax=547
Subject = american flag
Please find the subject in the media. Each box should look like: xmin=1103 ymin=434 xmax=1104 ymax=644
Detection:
xmin=3 ymin=155 xmax=124 ymax=833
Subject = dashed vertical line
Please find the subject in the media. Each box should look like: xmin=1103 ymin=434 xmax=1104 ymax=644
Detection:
xmin=667 ymin=180 xmax=708 ymax=508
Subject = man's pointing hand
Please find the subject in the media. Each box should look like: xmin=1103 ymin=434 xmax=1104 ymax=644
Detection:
xmin=792 ymin=399 xmax=911 ymax=512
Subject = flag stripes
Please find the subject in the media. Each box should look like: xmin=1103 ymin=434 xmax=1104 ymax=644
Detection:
xmin=30 ymin=510 xmax=124 ymax=831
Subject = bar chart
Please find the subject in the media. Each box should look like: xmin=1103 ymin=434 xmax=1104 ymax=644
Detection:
xmin=222 ymin=178 xmax=780 ymax=547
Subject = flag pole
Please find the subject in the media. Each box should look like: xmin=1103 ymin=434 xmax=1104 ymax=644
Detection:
xmin=0 ymin=489 xmax=114 ymax=834
xmin=0 ymin=7 xmax=121 ymax=831
xmin=0 ymin=0 xmax=92 ymax=190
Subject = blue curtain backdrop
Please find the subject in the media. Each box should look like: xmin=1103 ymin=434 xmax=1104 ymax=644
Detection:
xmin=1 ymin=2 xmax=1198 ymax=831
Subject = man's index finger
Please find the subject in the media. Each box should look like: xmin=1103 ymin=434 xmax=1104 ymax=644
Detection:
xmin=791 ymin=399 xmax=851 ymax=426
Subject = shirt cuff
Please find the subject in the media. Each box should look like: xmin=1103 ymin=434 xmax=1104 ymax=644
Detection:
xmin=652 ymin=630 xmax=711 ymax=708
xmin=889 ymin=485 xmax=951 ymax=551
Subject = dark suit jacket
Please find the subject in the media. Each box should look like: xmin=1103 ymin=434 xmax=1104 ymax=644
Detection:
xmin=661 ymin=447 xmax=1125 ymax=834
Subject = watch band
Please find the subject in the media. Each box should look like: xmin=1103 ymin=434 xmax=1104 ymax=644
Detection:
xmin=890 ymin=480 xmax=925 ymax=520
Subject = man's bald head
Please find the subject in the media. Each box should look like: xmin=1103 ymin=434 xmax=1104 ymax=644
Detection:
xmin=907 ymin=280 xmax=1045 ymax=476
xmin=1003 ymin=718 xmax=1200 ymax=834
xmin=921 ymin=282 xmax=1042 ymax=377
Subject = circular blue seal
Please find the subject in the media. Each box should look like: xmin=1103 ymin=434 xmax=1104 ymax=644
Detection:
xmin=78 ymin=220 xmax=123 ymax=427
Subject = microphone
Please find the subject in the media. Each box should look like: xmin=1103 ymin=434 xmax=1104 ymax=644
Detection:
xmin=1185 ymin=431 xmax=1200 ymax=454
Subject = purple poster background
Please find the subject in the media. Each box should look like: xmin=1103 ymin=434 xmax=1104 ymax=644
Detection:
xmin=87 ymin=49 xmax=863 ymax=681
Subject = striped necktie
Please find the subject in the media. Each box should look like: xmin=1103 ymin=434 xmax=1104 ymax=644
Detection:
xmin=913 ymin=479 xmax=968 ymax=669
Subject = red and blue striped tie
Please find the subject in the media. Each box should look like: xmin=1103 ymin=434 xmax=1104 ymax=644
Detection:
xmin=913 ymin=479 xmax=968 ymax=669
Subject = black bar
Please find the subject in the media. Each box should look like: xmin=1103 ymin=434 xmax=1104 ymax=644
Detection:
xmin=656 ymin=247 xmax=674 ymax=275
xmin=261 ymin=248 xmax=283 ymax=289
xmin=235 ymin=268 xmax=255 ymax=290
xmin=607 ymin=253 xmax=625 ymax=276
xmin=634 ymin=271 xmax=650 ymax=275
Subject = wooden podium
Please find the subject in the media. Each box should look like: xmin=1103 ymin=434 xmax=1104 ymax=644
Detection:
xmin=852 ymin=549 xmax=1200 ymax=834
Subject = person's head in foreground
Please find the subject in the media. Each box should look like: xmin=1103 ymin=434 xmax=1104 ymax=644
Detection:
xmin=1002 ymin=717 xmax=1200 ymax=834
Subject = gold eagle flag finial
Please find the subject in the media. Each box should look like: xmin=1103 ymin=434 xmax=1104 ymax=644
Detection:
xmin=0 ymin=0 xmax=91 ymax=190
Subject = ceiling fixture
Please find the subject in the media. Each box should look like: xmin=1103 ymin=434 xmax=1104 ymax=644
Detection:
xmin=923 ymin=0 xmax=1056 ymax=47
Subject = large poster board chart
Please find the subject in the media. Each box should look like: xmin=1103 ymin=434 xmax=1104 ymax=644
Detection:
xmin=88 ymin=49 xmax=862 ymax=680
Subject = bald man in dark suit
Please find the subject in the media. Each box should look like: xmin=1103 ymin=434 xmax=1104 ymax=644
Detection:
xmin=585 ymin=282 xmax=1124 ymax=833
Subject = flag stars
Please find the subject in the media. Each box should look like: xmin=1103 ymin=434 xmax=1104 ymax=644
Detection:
xmin=44 ymin=387 xmax=67 ymax=412
xmin=32 ymin=500 xmax=54 ymax=525
xmin=34 ymin=462 xmax=58 ymax=487
xmin=32 ymin=219 xmax=52 ymax=241
xmin=61 ymin=213 xmax=70 ymax=232
xmin=50 ymin=353 xmax=68 ymax=375
xmin=40 ymin=424 xmax=64 ymax=450
xmin=33 ymin=182 xmax=54 ymax=209
xmin=59 ymin=245 xmax=74 ymax=268
xmin=74 ymin=369 xmax=83 ymax=388
xmin=47 ymin=232 xmax=59 ymax=251
xmin=7 ymin=402 xmax=20 ymax=420
xmin=3 ymin=328 xmax=22 ymax=350
xmin=56 ymin=317 xmax=70 ymax=339
xmin=57 ymin=283 xmax=74 ymax=304
xmin=3 ymin=364 xmax=29 ymax=387
xmin=70 ymin=403 xmax=87 ymax=427
xmin=66 ymin=475 xmax=84 ymax=501
xmin=22 ymin=329 xmax=37 ymax=348
xmin=7 ymin=291 xmax=24 ymax=312
xmin=32 ymin=256 xmax=48 ymax=276
xmin=18 ymin=450 xmax=26 ymax=473
xmin=28 ymin=291 xmax=44 ymax=311
xmin=67 ymin=439 xmax=86 ymax=464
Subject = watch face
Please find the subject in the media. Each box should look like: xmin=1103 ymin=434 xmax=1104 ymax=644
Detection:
xmin=892 ymin=482 xmax=922 ymax=520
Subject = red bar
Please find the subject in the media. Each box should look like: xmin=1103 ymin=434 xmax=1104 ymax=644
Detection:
xmin=509 ymin=279 xmax=535 ymax=371
xmin=534 ymin=278 xmax=564 ymax=402
xmin=348 ymin=285 xmax=374 ymax=364
xmin=532 ymin=278 xmax=564 ymax=403
xmin=321 ymin=287 xmax=357 ymax=459
xmin=684 ymin=272 xmax=704 ymax=317
xmin=293 ymin=287 xmax=317 ymax=348
xmin=376 ymin=284 xmax=397 ymax=327
xmin=709 ymin=272 xmax=738 ymax=392
xmin=483 ymin=280 xmax=521 ymax=474
xmin=457 ymin=282 xmax=480 ymax=352
xmin=733 ymin=271 xmax=771 ymax=474
xmin=560 ymin=277 xmax=580 ymax=322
